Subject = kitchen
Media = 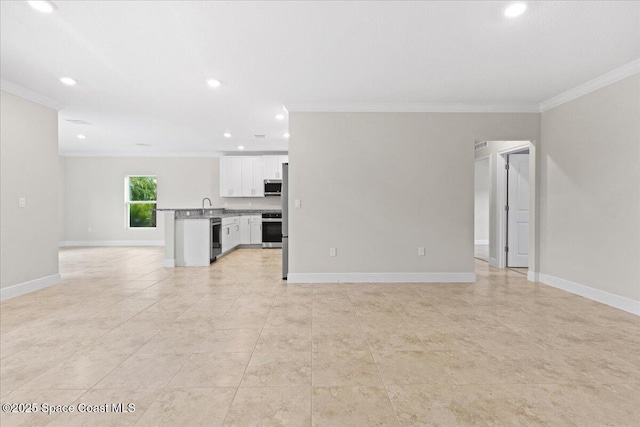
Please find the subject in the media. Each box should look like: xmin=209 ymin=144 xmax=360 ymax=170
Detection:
xmin=161 ymin=155 xmax=290 ymax=279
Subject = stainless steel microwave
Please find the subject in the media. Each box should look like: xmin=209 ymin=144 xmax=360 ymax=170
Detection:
xmin=264 ymin=179 xmax=282 ymax=196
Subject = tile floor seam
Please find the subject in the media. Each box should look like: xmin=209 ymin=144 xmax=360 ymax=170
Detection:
xmin=220 ymin=293 xmax=278 ymax=426
xmin=347 ymin=290 xmax=403 ymax=426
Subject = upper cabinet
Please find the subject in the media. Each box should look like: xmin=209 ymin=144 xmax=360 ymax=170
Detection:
xmin=241 ymin=157 xmax=264 ymax=197
xmin=220 ymin=157 xmax=242 ymax=197
xmin=263 ymin=156 xmax=289 ymax=180
xmin=220 ymin=155 xmax=288 ymax=198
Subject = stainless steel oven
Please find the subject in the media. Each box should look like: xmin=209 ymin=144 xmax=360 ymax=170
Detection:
xmin=261 ymin=212 xmax=282 ymax=248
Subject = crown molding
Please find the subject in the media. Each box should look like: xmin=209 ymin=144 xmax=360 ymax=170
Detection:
xmin=539 ymin=58 xmax=640 ymax=112
xmin=0 ymin=78 xmax=66 ymax=111
xmin=59 ymin=150 xmax=288 ymax=158
xmin=284 ymin=102 xmax=540 ymax=113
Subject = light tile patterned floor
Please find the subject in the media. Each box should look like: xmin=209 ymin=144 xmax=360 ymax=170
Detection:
xmin=1 ymin=247 xmax=639 ymax=426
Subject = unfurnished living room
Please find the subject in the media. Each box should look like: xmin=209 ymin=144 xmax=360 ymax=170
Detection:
xmin=1 ymin=1 xmax=639 ymax=426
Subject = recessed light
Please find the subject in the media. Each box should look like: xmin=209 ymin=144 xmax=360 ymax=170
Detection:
xmin=60 ymin=77 xmax=77 ymax=86
xmin=283 ymin=133 xmax=290 ymax=138
xmin=27 ymin=1 xmax=56 ymax=13
xmin=77 ymin=134 xmax=86 ymax=139
xmin=275 ymin=114 xmax=285 ymax=121
xmin=223 ymin=133 xmax=232 ymax=138
xmin=504 ymin=3 xmax=527 ymax=17
xmin=135 ymin=143 xmax=151 ymax=147
xmin=238 ymin=146 xmax=245 ymax=150
xmin=207 ymin=79 xmax=221 ymax=88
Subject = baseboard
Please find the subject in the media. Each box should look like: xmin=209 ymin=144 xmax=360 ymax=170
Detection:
xmin=489 ymin=257 xmax=498 ymax=268
xmin=527 ymin=271 xmax=540 ymax=282
xmin=163 ymin=259 xmax=175 ymax=268
xmin=474 ymin=240 xmax=489 ymax=245
xmin=287 ymin=272 xmax=475 ymax=284
xmin=539 ymin=273 xmax=640 ymax=316
xmin=59 ymin=240 xmax=164 ymax=247
xmin=1 ymin=274 xmax=61 ymax=301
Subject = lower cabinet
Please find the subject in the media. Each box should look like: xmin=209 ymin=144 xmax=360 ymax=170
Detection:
xmin=221 ymin=215 xmax=264 ymax=256
xmin=250 ymin=216 xmax=262 ymax=244
xmin=221 ymin=217 xmax=240 ymax=254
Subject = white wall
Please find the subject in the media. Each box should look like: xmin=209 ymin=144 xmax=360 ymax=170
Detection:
xmin=1 ymin=90 xmax=59 ymax=294
xmin=540 ymin=74 xmax=640 ymax=305
xmin=61 ymin=156 xmax=280 ymax=244
xmin=288 ymin=112 xmax=540 ymax=282
xmin=474 ymin=158 xmax=490 ymax=243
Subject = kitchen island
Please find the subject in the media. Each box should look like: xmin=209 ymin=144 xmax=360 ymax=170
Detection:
xmin=158 ymin=208 xmax=280 ymax=267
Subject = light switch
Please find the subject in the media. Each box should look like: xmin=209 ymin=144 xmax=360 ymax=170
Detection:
xmin=295 ymin=199 xmax=301 ymax=208
xmin=330 ymin=248 xmax=337 ymax=257
xmin=418 ymin=247 xmax=425 ymax=256
xmin=18 ymin=197 xmax=26 ymax=208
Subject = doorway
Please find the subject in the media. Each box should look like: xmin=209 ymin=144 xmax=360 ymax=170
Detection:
xmin=495 ymin=143 xmax=532 ymax=276
xmin=474 ymin=140 xmax=537 ymax=279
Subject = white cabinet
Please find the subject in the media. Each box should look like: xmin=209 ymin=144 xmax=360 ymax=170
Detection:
xmin=240 ymin=215 xmax=263 ymax=245
xmin=221 ymin=156 xmax=266 ymax=198
xmin=240 ymin=215 xmax=251 ymax=245
xmin=221 ymin=216 xmax=240 ymax=253
xmin=263 ymin=156 xmax=288 ymax=180
xmin=241 ymin=157 xmax=265 ymax=197
xmin=250 ymin=215 xmax=262 ymax=244
xmin=220 ymin=157 xmax=242 ymax=197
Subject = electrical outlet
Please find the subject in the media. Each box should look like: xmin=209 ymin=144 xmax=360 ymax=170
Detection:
xmin=88 ymin=227 xmax=92 ymax=232
xmin=330 ymin=248 xmax=337 ymax=257
xmin=418 ymin=247 xmax=425 ymax=256
xmin=295 ymin=199 xmax=301 ymax=208
xmin=18 ymin=197 xmax=26 ymax=208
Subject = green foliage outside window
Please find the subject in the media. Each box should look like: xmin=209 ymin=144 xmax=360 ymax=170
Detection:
xmin=128 ymin=176 xmax=157 ymax=228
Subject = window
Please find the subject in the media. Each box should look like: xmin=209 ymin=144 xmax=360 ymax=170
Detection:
xmin=126 ymin=176 xmax=157 ymax=228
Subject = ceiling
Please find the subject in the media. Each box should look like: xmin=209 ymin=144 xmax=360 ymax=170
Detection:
xmin=1 ymin=1 xmax=638 ymax=155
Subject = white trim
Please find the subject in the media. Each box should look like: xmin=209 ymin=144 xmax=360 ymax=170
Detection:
xmin=287 ymin=272 xmax=475 ymax=284
xmin=59 ymin=240 xmax=164 ymax=247
xmin=527 ymin=271 xmax=540 ymax=282
xmin=539 ymin=273 xmax=640 ymax=316
xmin=0 ymin=78 xmax=66 ymax=111
xmin=539 ymin=58 xmax=640 ymax=112
xmin=163 ymin=259 xmax=176 ymax=268
xmin=474 ymin=240 xmax=489 ymax=245
xmin=59 ymin=150 xmax=288 ymax=158
xmin=285 ymin=102 xmax=540 ymax=113
xmin=1 ymin=274 xmax=61 ymax=301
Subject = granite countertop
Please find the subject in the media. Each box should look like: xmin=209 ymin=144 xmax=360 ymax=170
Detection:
xmin=156 ymin=208 xmax=281 ymax=220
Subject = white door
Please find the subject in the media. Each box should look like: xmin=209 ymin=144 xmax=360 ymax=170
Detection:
xmin=507 ymin=154 xmax=530 ymax=267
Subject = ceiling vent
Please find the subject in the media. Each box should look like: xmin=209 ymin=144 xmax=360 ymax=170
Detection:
xmin=253 ymin=134 xmax=266 ymax=139
xmin=474 ymin=141 xmax=488 ymax=151
xmin=66 ymin=119 xmax=92 ymax=125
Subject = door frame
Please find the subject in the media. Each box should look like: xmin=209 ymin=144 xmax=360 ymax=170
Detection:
xmin=496 ymin=143 xmax=531 ymax=269
xmin=474 ymin=154 xmax=491 ymax=248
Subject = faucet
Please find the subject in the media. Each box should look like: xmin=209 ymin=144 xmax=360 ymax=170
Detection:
xmin=202 ymin=197 xmax=212 ymax=215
